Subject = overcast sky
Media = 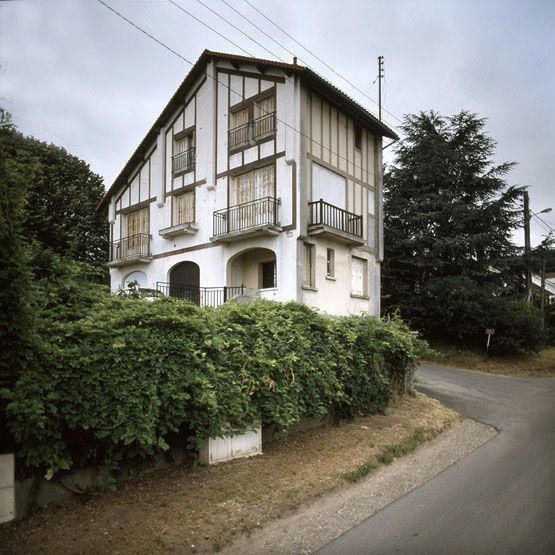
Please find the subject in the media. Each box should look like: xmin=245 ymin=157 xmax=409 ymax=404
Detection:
xmin=1 ymin=0 xmax=553 ymax=246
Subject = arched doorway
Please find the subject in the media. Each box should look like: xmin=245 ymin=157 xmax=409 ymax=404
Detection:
xmin=169 ymin=261 xmax=200 ymax=304
xmin=227 ymin=248 xmax=276 ymax=290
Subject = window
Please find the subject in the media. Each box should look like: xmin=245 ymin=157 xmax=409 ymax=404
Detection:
xmin=261 ymin=260 xmax=277 ymax=288
xmin=351 ymin=256 xmax=367 ymax=297
xmin=232 ymin=165 xmax=275 ymax=205
xmin=124 ymin=206 xmax=150 ymax=256
xmin=229 ymin=92 xmax=276 ymax=150
xmin=354 ymin=124 xmax=362 ymax=150
xmin=231 ymin=164 xmax=275 ymax=227
xmin=173 ymin=190 xmax=195 ymax=225
xmin=303 ymin=243 xmax=315 ymax=287
xmin=367 ymin=189 xmax=375 ymax=249
xmin=326 ymin=248 xmax=335 ymax=278
xmin=172 ymin=131 xmax=195 ymax=174
xmin=126 ymin=206 xmax=149 ymax=238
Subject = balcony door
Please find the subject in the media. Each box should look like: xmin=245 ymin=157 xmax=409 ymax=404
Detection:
xmin=125 ymin=207 xmax=149 ymax=257
xmin=232 ymin=165 xmax=274 ymax=230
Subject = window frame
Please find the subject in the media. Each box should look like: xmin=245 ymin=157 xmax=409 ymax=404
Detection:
xmin=228 ymin=88 xmax=276 ymax=153
xmin=350 ymin=256 xmax=368 ymax=298
xmin=354 ymin=123 xmax=362 ymax=151
xmin=172 ymin=188 xmax=196 ymax=226
xmin=260 ymin=260 xmax=277 ymax=289
xmin=172 ymin=127 xmax=195 ymax=176
xmin=302 ymin=242 xmax=316 ymax=289
xmin=326 ymin=248 xmax=335 ymax=279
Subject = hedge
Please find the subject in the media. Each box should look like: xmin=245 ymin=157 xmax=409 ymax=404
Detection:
xmin=3 ymin=297 xmax=426 ymax=479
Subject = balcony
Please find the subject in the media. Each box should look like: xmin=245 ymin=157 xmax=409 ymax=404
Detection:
xmin=308 ymin=200 xmax=364 ymax=245
xmin=108 ymin=233 xmax=152 ymax=267
xmin=228 ymin=112 xmax=276 ymax=151
xmin=211 ymin=197 xmax=281 ymax=243
xmin=172 ymin=146 xmax=195 ymax=175
xmin=156 ymin=282 xmax=245 ymax=307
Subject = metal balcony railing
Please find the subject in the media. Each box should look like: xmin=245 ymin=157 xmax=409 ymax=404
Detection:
xmin=213 ymin=196 xmax=278 ymax=236
xmin=156 ymin=282 xmax=244 ymax=307
xmin=109 ymin=233 xmax=151 ymax=262
xmin=228 ymin=111 xmax=276 ymax=150
xmin=308 ymin=199 xmax=363 ymax=238
xmin=172 ymin=146 xmax=195 ymax=174
xmin=253 ymin=111 xmax=276 ymax=140
xmin=228 ymin=122 xmax=250 ymax=149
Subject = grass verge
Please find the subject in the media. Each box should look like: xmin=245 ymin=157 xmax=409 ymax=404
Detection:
xmin=343 ymin=426 xmax=442 ymax=482
xmin=424 ymin=345 xmax=555 ymax=377
xmin=0 ymin=395 xmax=459 ymax=555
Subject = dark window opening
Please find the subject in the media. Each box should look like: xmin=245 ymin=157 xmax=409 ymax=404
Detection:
xmin=354 ymin=124 xmax=362 ymax=150
xmin=261 ymin=261 xmax=276 ymax=288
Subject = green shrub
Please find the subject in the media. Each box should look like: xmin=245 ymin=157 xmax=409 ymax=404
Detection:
xmin=407 ymin=277 xmax=544 ymax=354
xmin=4 ymin=297 xmax=425 ymax=479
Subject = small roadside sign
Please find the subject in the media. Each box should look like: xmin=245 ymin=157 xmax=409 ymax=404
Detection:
xmin=485 ymin=328 xmax=495 ymax=355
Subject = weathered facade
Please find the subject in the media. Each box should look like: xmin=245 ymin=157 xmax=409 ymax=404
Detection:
xmin=98 ymin=50 xmax=398 ymax=316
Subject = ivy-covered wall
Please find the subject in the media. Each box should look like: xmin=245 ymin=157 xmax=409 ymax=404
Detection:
xmin=4 ymin=297 xmax=426 ymax=479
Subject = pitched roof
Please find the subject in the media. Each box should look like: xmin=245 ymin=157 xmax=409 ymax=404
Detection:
xmin=97 ymin=49 xmax=399 ymax=211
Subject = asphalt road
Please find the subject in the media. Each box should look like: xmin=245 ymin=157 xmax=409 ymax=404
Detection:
xmin=317 ymin=365 xmax=555 ymax=555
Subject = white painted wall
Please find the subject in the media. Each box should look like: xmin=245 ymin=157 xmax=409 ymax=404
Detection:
xmin=108 ymin=58 xmax=385 ymax=316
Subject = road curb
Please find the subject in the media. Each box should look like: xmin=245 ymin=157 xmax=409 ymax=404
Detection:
xmin=222 ymin=417 xmax=497 ymax=554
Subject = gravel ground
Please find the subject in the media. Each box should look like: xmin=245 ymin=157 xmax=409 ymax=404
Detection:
xmin=222 ymin=418 xmax=497 ymax=554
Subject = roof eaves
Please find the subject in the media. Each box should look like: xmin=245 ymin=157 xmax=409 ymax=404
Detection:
xmin=97 ymin=50 xmax=399 ymax=212
xmin=302 ymin=68 xmax=399 ymax=140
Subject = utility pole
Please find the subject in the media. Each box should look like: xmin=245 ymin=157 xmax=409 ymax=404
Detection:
xmin=378 ymin=56 xmax=384 ymax=122
xmin=523 ymin=190 xmax=532 ymax=303
xmin=540 ymin=257 xmax=546 ymax=330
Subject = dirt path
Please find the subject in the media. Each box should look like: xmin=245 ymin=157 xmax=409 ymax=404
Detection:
xmin=1 ymin=394 xmax=466 ymax=554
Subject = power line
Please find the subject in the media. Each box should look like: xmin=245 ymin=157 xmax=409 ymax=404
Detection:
xmin=217 ymin=0 xmax=401 ymax=140
xmin=96 ymin=0 xmax=386 ymax=181
xmin=167 ymin=0 xmax=254 ymax=58
xmin=189 ymin=0 xmax=285 ymax=62
xmin=242 ymin=0 xmax=404 ymax=127
xmin=532 ymin=213 xmax=554 ymax=233
xmin=97 ymin=0 xmax=195 ymax=65
xmin=218 ymin=0 xmax=297 ymax=62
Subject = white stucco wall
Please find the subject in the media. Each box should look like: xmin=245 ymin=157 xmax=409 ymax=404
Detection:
xmin=108 ymin=57 xmax=384 ymax=317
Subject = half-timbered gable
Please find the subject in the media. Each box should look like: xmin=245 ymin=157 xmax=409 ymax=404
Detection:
xmin=98 ymin=50 xmax=397 ymax=316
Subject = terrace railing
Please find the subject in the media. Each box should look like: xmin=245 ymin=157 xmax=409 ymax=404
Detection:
xmin=156 ymin=282 xmax=245 ymax=307
xmin=172 ymin=146 xmax=195 ymax=174
xmin=228 ymin=111 xmax=276 ymax=150
xmin=109 ymin=233 xmax=151 ymax=262
xmin=213 ymin=196 xmax=278 ymax=236
xmin=308 ymin=199 xmax=363 ymax=238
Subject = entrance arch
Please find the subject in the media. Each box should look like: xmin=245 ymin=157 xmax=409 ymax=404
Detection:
xmin=226 ymin=248 xmax=276 ymax=290
xmin=169 ymin=261 xmax=200 ymax=304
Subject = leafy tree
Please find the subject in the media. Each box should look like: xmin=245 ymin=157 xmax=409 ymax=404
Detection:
xmin=2 ymin=116 xmax=108 ymax=268
xmin=0 ymin=110 xmax=39 ymax=449
xmin=382 ymin=111 xmax=539 ymax=350
xmin=0 ymin=110 xmax=38 ymax=383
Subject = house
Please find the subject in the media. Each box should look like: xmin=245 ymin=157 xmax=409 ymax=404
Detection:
xmin=97 ymin=50 xmax=398 ymax=316
xmin=531 ymin=272 xmax=555 ymax=305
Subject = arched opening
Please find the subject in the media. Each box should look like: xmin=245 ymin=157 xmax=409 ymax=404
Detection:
xmin=227 ymin=248 xmax=276 ymax=290
xmin=169 ymin=261 xmax=200 ymax=304
xmin=122 ymin=271 xmax=147 ymax=289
